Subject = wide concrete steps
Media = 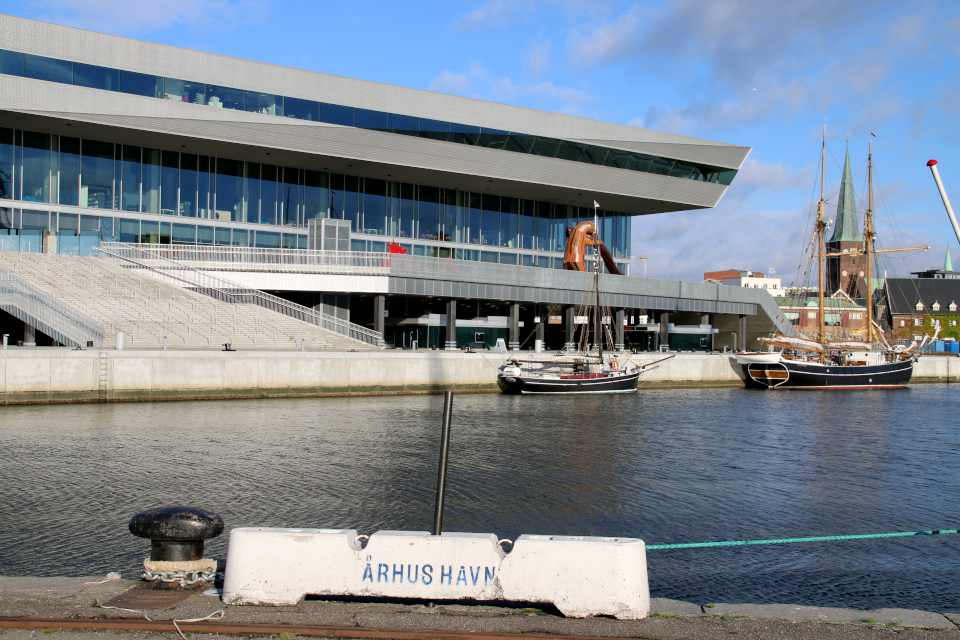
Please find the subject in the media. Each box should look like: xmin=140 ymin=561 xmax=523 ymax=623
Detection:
xmin=0 ymin=252 xmax=377 ymax=351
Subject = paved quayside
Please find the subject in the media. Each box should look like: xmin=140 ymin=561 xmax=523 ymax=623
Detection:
xmin=1 ymin=576 xmax=959 ymax=640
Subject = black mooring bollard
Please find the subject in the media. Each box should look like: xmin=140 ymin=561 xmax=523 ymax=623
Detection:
xmin=129 ymin=506 xmax=224 ymax=587
xmin=129 ymin=506 xmax=224 ymax=562
xmin=432 ymin=391 xmax=454 ymax=536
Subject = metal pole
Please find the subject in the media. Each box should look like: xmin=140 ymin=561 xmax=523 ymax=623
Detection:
xmin=928 ymin=160 xmax=960 ymax=247
xmin=432 ymin=391 xmax=454 ymax=536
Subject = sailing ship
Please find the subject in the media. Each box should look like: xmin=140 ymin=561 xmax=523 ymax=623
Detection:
xmin=737 ymin=132 xmax=935 ymax=389
xmin=497 ymin=205 xmax=671 ymax=394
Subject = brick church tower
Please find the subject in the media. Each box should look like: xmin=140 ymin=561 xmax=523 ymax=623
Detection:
xmin=825 ymin=145 xmax=866 ymax=297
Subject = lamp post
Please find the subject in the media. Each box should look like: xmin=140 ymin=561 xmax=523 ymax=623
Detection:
xmin=630 ymin=256 xmax=648 ymax=278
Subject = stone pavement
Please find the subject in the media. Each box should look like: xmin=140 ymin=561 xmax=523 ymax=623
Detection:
xmin=1 ymin=576 xmax=958 ymax=640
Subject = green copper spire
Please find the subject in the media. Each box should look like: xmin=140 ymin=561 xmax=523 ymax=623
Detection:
xmin=946 ymin=246 xmax=953 ymax=272
xmin=828 ymin=144 xmax=863 ymax=242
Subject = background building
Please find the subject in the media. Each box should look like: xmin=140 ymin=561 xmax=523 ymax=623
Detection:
xmin=0 ymin=14 xmax=797 ymax=351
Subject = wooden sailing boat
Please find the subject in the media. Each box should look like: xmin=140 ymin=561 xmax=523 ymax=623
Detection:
xmin=497 ymin=204 xmax=671 ymax=394
xmin=738 ymin=131 xmax=934 ymax=389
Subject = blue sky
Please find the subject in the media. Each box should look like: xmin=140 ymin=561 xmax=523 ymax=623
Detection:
xmin=6 ymin=0 xmax=960 ymax=282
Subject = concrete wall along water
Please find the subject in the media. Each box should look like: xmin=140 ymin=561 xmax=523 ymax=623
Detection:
xmin=0 ymin=351 xmax=956 ymax=404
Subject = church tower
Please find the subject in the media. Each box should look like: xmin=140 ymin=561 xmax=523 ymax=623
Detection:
xmin=825 ymin=144 xmax=866 ymax=297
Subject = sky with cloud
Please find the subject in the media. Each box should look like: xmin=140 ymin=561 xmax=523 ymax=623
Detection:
xmin=9 ymin=0 xmax=960 ymax=282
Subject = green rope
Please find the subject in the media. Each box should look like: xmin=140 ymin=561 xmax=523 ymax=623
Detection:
xmin=647 ymin=529 xmax=959 ymax=550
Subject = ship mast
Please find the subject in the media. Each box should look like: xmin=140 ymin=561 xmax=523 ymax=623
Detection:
xmin=594 ymin=203 xmax=602 ymax=360
xmin=817 ymin=126 xmax=827 ymax=362
xmin=865 ymin=141 xmax=875 ymax=345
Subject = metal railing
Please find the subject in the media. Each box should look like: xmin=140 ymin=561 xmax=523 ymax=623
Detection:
xmin=111 ymin=244 xmax=799 ymax=337
xmin=96 ymin=243 xmax=384 ymax=348
xmin=0 ymin=261 xmax=106 ymax=348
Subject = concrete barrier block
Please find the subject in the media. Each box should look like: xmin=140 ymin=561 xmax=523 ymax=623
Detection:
xmin=222 ymin=528 xmax=648 ymax=619
xmin=499 ymin=534 xmax=649 ymax=619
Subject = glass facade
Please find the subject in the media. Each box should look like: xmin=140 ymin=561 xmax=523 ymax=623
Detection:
xmin=0 ymin=47 xmax=737 ymax=185
xmin=0 ymin=124 xmax=633 ymax=268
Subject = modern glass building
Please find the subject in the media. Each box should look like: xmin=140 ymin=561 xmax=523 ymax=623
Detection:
xmin=0 ymin=14 xmax=776 ymax=350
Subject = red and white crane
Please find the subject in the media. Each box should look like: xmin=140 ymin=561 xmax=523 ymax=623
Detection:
xmin=927 ymin=159 xmax=960 ymax=246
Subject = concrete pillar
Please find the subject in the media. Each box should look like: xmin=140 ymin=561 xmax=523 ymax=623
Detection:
xmin=659 ymin=311 xmax=670 ymax=351
xmin=738 ymin=314 xmax=747 ymax=353
xmin=615 ymin=309 xmax=625 ymax=351
xmin=702 ymin=313 xmax=714 ymax=351
xmin=445 ymin=299 xmax=457 ymax=350
xmin=565 ymin=305 xmax=576 ymax=351
xmin=42 ymin=230 xmax=56 ymax=255
xmin=508 ymin=303 xmax=520 ymax=350
xmin=23 ymin=323 xmax=36 ymax=346
xmin=535 ymin=317 xmax=545 ymax=343
xmin=374 ymin=295 xmax=386 ymax=337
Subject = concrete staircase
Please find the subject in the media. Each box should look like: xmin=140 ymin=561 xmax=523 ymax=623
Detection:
xmin=0 ymin=252 xmax=377 ymax=351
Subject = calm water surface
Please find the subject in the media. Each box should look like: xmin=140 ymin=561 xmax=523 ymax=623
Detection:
xmin=1 ymin=386 xmax=959 ymax=611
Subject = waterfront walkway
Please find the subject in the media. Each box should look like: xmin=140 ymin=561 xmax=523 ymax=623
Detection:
xmin=0 ymin=576 xmax=957 ymax=640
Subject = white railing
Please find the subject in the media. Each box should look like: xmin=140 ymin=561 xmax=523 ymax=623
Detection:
xmin=101 ymin=243 xmax=799 ymax=339
xmin=0 ymin=262 xmax=106 ymax=348
xmin=96 ymin=243 xmax=384 ymax=348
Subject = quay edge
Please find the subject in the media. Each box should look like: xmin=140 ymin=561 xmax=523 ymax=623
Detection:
xmin=0 ymin=351 xmax=956 ymax=405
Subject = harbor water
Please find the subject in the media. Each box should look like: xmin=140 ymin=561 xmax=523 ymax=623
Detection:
xmin=1 ymin=385 xmax=959 ymax=611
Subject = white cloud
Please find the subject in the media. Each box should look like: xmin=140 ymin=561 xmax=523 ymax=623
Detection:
xmin=527 ymin=39 xmax=551 ymax=75
xmin=454 ymin=0 xmax=517 ymax=30
xmin=29 ymin=0 xmax=270 ymax=34
xmin=427 ymin=70 xmax=472 ymax=96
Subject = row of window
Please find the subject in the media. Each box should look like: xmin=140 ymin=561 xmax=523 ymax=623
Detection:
xmin=0 ymin=127 xmax=632 ymax=257
xmin=0 ymin=208 xmax=629 ymax=271
xmin=914 ymin=301 xmax=958 ymax=311
xmin=0 ymin=47 xmax=737 ymax=185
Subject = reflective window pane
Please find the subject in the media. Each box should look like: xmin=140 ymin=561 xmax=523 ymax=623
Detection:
xmin=500 ymin=196 xmax=518 ymax=248
xmin=215 ymin=158 xmax=243 ymax=220
xmin=73 ymin=62 xmax=118 ymax=91
xmin=80 ymin=139 xmax=113 ymax=209
xmin=301 ymin=169 xmax=327 ymax=223
xmin=280 ymin=167 xmax=299 ymax=226
xmin=243 ymin=162 xmax=260 ymax=223
xmin=120 ymin=146 xmax=141 ymax=212
xmin=214 ymin=227 xmax=231 ymax=245
xmin=59 ymin=136 xmax=80 ymax=206
xmin=172 ymin=223 xmax=196 ymax=243
xmin=120 ymin=70 xmax=162 ymax=98
xmin=342 ymin=174 xmax=360 ymax=231
xmin=246 ymin=91 xmax=282 ymax=116
xmin=320 ymin=103 xmax=354 ymax=126
xmin=179 ymin=153 xmax=198 ymax=217
xmin=21 ymin=131 xmax=52 ymax=203
xmin=118 ymin=219 xmax=139 ymax=243
xmin=450 ymin=122 xmax=480 ymax=145
xmin=197 ymin=225 xmax=214 ymax=244
xmin=197 ymin=156 xmax=211 ymax=218
xmin=362 ymin=178 xmax=387 ymax=235
xmin=0 ymin=127 xmax=13 ymax=200
xmin=480 ymin=250 xmax=498 ymax=263
xmin=23 ymin=54 xmax=72 ymax=84
xmin=160 ymin=150 xmax=178 ymax=214
xmin=388 ymin=113 xmax=419 ymax=134
xmin=260 ymin=164 xmax=278 ymax=225
xmin=529 ymin=137 xmax=560 ymax=158
xmin=231 ymin=228 xmax=249 ymax=246
xmin=206 ymin=85 xmax=244 ymax=110
xmin=139 ymin=220 xmax=159 ymax=243
xmin=399 ymin=183 xmax=414 ymax=238
xmin=163 ymin=78 xmax=205 ymax=104
xmin=255 ymin=230 xmax=280 ymax=248
xmin=477 ymin=128 xmax=509 ymax=150
xmin=141 ymin=148 xmax=160 ymax=213
xmin=480 ymin=194 xmax=499 ymax=246
xmin=355 ymin=108 xmax=388 ymax=130
xmin=499 ymin=252 xmax=517 ymax=265
xmin=418 ymin=185 xmax=440 ymax=240
xmin=555 ymin=141 xmax=584 ymax=162
xmin=284 ymin=97 xmax=319 ymax=121
xmin=0 ymin=49 xmax=23 ymax=76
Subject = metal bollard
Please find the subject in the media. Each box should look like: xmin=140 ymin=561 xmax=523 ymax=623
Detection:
xmin=162 ymin=336 xmax=167 ymax=351
xmin=129 ymin=506 xmax=224 ymax=587
xmin=2 ymin=334 xmax=6 ymax=350
xmin=115 ymin=332 xmax=125 ymax=350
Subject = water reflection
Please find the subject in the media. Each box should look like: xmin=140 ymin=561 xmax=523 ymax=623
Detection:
xmin=0 ymin=386 xmax=958 ymax=611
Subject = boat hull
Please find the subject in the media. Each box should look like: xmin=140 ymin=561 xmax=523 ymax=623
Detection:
xmin=497 ymin=370 xmax=641 ymax=394
xmin=742 ymin=359 xmax=915 ymax=389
